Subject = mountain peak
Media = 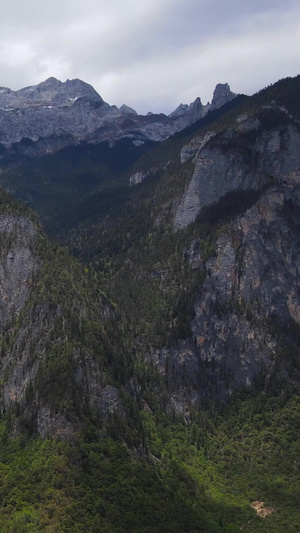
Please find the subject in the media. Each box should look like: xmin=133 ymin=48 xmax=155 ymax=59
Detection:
xmin=169 ymin=103 xmax=189 ymax=118
xmin=63 ymin=78 xmax=104 ymax=102
xmin=42 ymin=76 xmax=60 ymax=85
xmin=211 ymin=82 xmax=236 ymax=109
xmin=119 ymin=104 xmax=138 ymax=115
xmin=13 ymin=77 xmax=103 ymax=106
xmin=168 ymin=83 xmax=236 ymax=123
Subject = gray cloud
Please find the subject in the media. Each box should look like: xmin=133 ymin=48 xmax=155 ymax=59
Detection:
xmin=0 ymin=0 xmax=299 ymax=114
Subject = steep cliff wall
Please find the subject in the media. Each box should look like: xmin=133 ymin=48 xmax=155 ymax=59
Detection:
xmin=145 ymin=110 xmax=300 ymax=412
xmin=0 ymin=202 xmax=124 ymax=438
xmin=174 ymin=120 xmax=300 ymax=229
xmin=148 ymin=183 xmax=300 ymax=413
xmin=0 ymin=214 xmax=39 ymax=327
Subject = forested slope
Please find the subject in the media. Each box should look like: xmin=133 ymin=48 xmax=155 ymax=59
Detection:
xmin=0 ymin=76 xmax=300 ymax=531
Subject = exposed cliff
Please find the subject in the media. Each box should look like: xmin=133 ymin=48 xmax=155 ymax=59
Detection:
xmin=0 ymin=214 xmax=39 ymax=328
xmin=146 ymin=187 xmax=300 ymax=415
xmin=0 ymin=192 xmax=125 ymax=438
xmin=174 ymin=117 xmax=300 ymax=229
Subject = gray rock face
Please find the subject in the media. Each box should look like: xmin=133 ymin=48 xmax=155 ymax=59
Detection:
xmin=174 ymin=123 xmax=300 ymax=229
xmin=175 ymin=146 xmax=256 ymax=229
xmin=180 ymin=131 xmax=216 ymax=163
xmin=169 ymin=103 xmax=189 ymax=118
xmin=210 ymin=83 xmax=236 ymax=110
xmin=191 ymin=186 xmax=299 ymax=387
xmin=187 ymin=96 xmax=203 ymax=124
xmin=0 ymin=215 xmax=39 ymax=328
xmin=0 ymin=77 xmax=116 ymax=151
xmin=119 ymin=104 xmax=138 ymax=116
xmin=15 ymin=77 xmax=103 ymax=106
xmin=168 ymin=97 xmax=207 ymax=132
xmin=0 ymin=216 xmax=41 ymax=420
xmin=129 ymin=170 xmax=148 ymax=185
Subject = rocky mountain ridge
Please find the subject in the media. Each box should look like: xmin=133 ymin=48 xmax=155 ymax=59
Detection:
xmin=0 ymin=77 xmax=236 ymax=158
xmin=169 ymin=83 xmax=236 ymax=126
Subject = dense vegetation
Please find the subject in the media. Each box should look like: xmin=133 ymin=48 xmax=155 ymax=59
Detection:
xmin=1 ymin=137 xmax=156 ymax=237
xmin=0 ymin=385 xmax=300 ymax=531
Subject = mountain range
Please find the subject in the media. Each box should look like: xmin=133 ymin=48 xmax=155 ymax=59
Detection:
xmin=0 ymin=77 xmax=236 ymax=157
xmin=0 ymin=74 xmax=299 ymax=531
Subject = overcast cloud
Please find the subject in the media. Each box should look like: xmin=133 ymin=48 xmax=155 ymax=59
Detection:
xmin=0 ymin=0 xmax=299 ymax=114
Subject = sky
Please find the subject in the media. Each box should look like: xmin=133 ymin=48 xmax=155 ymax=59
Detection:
xmin=0 ymin=0 xmax=299 ymax=115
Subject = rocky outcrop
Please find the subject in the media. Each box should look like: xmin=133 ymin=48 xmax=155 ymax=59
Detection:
xmin=129 ymin=170 xmax=148 ymax=185
xmin=174 ymin=121 xmax=300 ymax=229
xmin=180 ymin=131 xmax=216 ymax=163
xmin=119 ymin=104 xmax=138 ymax=116
xmin=2 ymin=303 xmax=62 ymax=419
xmin=168 ymin=83 xmax=236 ymax=130
xmin=0 ymin=214 xmax=39 ymax=328
xmin=169 ymin=103 xmax=189 ymax=118
xmin=191 ymin=186 xmax=299 ymax=388
xmin=13 ymin=77 xmax=103 ymax=106
xmin=210 ymin=83 xmax=236 ymax=110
